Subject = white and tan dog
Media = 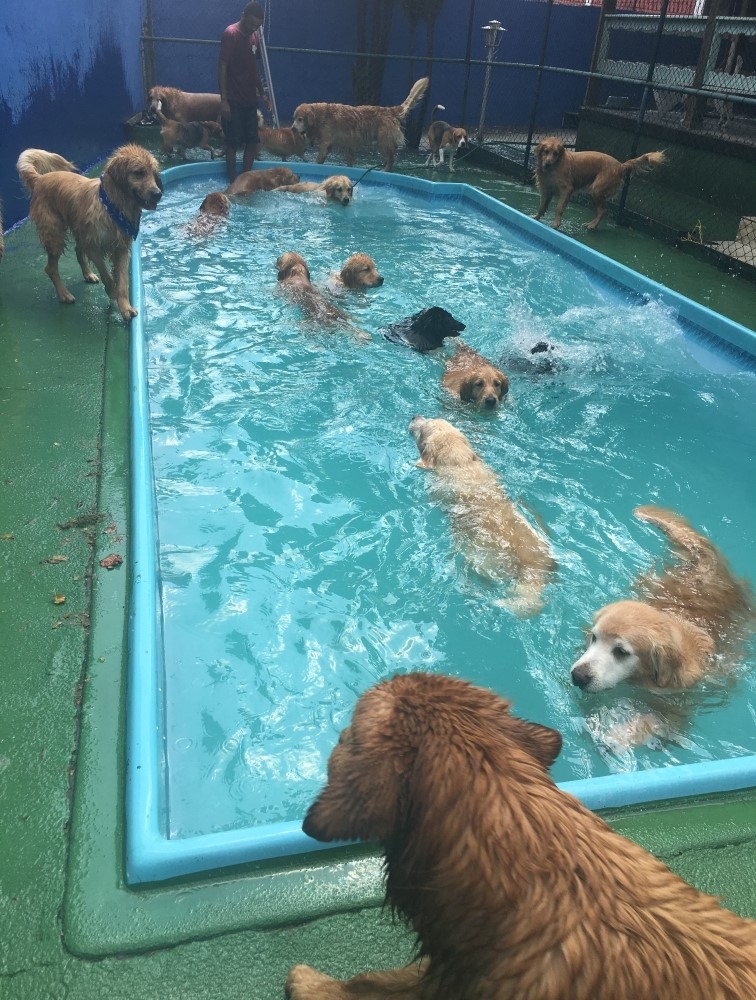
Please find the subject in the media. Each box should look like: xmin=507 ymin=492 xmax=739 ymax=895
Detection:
xmin=425 ymin=104 xmax=468 ymax=172
xmin=274 ymin=174 xmax=354 ymax=206
xmin=409 ymin=416 xmax=556 ymax=616
xmin=571 ymin=505 xmax=753 ymax=692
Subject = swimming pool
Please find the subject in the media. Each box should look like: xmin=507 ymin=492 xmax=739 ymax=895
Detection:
xmin=127 ymin=161 xmax=756 ymax=884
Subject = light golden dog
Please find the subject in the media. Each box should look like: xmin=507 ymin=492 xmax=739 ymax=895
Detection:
xmin=147 ymin=85 xmax=221 ymax=124
xmin=409 ymin=416 xmax=555 ymax=616
xmin=274 ymin=175 xmax=354 ymax=206
xmin=287 ymin=671 xmax=756 ymax=1000
xmin=425 ymin=104 xmax=468 ymax=172
xmin=326 ymin=253 xmax=384 ymax=293
xmin=291 ymin=77 xmax=429 ymax=171
xmin=572 ymin=505 xmax=753 ymax=692
xmin=17 ymin=145 xmax=163 ymax=321
xmin=275 ymin=251 xmax=368 ymax=342
xmin=157 ymin=110 xmax=224 ymax=158
xmin=183 ymin=192 xmax=230 ymax=239
xmin=225 ymin=165 xmax=299 ymax=197
xmin=442 ymin=342 xmax=509 ymax=410
xmin=533 ymin=137 xmax=667 ymax=230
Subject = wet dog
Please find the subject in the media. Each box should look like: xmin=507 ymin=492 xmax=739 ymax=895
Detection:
xmin=571 ymin=505 xmax=754 ymax=692
xmin=275 ymin=251 xmax=369 ymax=342
xmin=533 ymin=137 xmax=667 ymax=230
xmin=274 ymin=175 xmax=354 ymax=206
xmin=258 ymin=123 xmax=308 ymax=161
xmin=409 ymin=416 xmax=556 ymax=616
xmin=225 ymin=165 xmax=299 ymax=197
xmin=157 ymin=111 xmax=224 ymax=158
xmin=287 ymin=671 xmax=756 ymax=1000
xmin=291 ymin=78 xmax=429 ymax=171
xmin=425 ymin=104 xmax=468 ymax=172
xmin=380 ymin=307 xmax=465 ymax=352
xmin=442 ymin=342 xmax=509 ymax=410
xmin=17 ymin=145 xmax=162 ymax=321
xmin=147 ymin=86 xmax=221 ymax=124
xmin=183 ymin=192 xmax=230 ymax=239
xmin=325 ymin=253 xmax=384 ymax=295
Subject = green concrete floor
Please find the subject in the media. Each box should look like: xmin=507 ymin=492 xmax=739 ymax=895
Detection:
xmin=1 ymin=156 xmax=755 ymax=1000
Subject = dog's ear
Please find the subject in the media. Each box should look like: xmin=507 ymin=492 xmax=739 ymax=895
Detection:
xmin=458 ymin=376 xmax=476 ymax=403
xmin=649 ymin=621 xmax=714 ymax=688
xmin=505 ymin=716 xmax=562 ymax=771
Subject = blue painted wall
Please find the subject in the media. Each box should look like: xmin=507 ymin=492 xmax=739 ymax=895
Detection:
xmin=1 ymin=0 xmax=145 ymax=229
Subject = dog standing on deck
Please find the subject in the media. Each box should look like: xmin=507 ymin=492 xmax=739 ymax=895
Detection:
xmin=157 ymin=110 xmax=224 ymax=158
xmin=291 ymin=77 xmax=429 ymax=171
xmin=287 ymin=671 xmax=756 ymax=1000
xmin=17 ymin=145 xmax=163 ymax=321
xmin=425 ymin=104 xmax=468 ymax=172
xmin=533 ymin=137 xmax=666 ymax=230
xmin=147 ymin=85 xmax=221 ymax=124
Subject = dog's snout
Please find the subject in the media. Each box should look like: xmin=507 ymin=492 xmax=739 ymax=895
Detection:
xmin=571 ymin=664 xmax=592 ymax=689
xmin=484 ymin=395 xmax=498 ymax=409
xmin=376 ymin=275 xmax=384 ymax=285
xmin=341 ymin=197 xmax=351 ymax=206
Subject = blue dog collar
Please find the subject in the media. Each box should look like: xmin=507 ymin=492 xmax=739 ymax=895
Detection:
xmin=99 ymin=179 xmax=140 ymax=239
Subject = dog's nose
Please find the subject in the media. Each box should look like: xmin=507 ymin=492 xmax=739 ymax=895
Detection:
xmin=484 ymin=395 xmax=498 ymax=409
xmin=376 ymin=276 xmax=384 ymax=285
xmin=341 ymin=198 xmax=350 ymax=206
xmin=571 ymin=664 xmax=591 ymax=689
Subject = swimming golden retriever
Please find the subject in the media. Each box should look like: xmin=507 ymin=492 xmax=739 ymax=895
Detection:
xmin=275 ymin=251 xmax=369 ymax=342
xmin=286 ymin=671 xmax=756 ymax=1000
xmin=326 ymin=253 xmax=384 ymax=293
xmin=275 ymin=175 xmax=354 ymax=206
xmin=147 ymin=85 xmax=221 ymax=124
xmin=442 ymin=342 xmax=510 ymax=410
xmin=571 ymin=505 xmax=754 ymax=692
xmin=291 ymin=77 xmax=429 ymax=171
xmin=17 ymin=144 xmax=163 ymax=321
xmin=225 ymin=165 xmax=299 ymax=197
xmin=183 ymin=192 xmax=230 ymax=239
xmin=533 ymin=137 xmax=667 ymax=230
xmin=409 ymin=416 xmax=555 ymax=616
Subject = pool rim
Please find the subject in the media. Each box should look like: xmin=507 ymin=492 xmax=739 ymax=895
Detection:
xmin=127 ymin=159 xmax=756 ymax=885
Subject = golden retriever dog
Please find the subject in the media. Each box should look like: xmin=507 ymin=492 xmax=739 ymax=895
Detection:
xmin=425 ymin=104 xmax=468 ymax=172
xmin=326 ymin=253 xmax=384 ymax=294
xmin=533 ymin=137 xmax=667 ymax=230
xmin=291 ymin=77 xmax=429 ymax=172
xmin=442 ymin=342 xmax=509 ymax=411
xmin=571 ymin=505 xmax=754 ymax=692
xmin=183 ymin=192 xmax=230 ymax=239
xmin=147 ymin=85 xmax=221 ymax=124
xmin=275 ymin=251 xmax=368 ymax=342
xmin=286 ymin=671 xmax=756 ymax=1000
xmin=157 ymin=110 xmax=224 ymax=158
xmin=409 ymin=416 xmax=555 ymax=616
xmin=274 ymin=175 xmax=354 ymax=206
xmin=225 ymin=165 xmax=299 ymax=197
xmin=17 ymin=145 xmax=163 ymax=321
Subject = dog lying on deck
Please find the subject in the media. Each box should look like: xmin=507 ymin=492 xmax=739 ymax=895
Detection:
xmin=425 ymin=104 xmax=468 ymax=172
xmin=225 ymin=165 xmax=299 ymax=197
xmin=157 ymin=110 xmax=224 ymax=158
xmin=275 ymin=251 xmax=369 ymax=342
xmin=274 ymin=175 xmax=354 ymax=206
xmin=147 ymin=85 xmax=221 ymax=124
xmin=287 ymin=671 xmax=756 ymax=1000
xmin=17 ymin=145 xmax=162 ymax=321
xmin=442 ymin=342 xmax=509 ymax=410
xmin=291 ymin=77 xmax=429 ymax=171
xmin=571 ymin=505 xmax=754 ymax=692
xmin=380 ymin=307 xmax=465 ymax=352
xmin=533 ymin=136 xmax=667 ymax=230
xmin=409 ymin=416 xmax=555 ymax=616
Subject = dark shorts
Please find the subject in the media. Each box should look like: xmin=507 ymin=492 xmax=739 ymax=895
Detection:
xmin=221 ymin=102 xmax=260 ymax=147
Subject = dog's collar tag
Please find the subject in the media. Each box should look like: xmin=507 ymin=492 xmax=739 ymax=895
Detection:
xmin=99 ymin=179 xmax=140 ymax=239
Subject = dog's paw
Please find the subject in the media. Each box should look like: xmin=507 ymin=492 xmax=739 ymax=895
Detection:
xmin=285 ymin=964 xmax=345 ymax=1000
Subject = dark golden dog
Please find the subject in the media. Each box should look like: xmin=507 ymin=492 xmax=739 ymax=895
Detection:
xmin=275 ymin=251 xmax=369 ymax=342
xmin=183 ymin=192 xmax=231 ymax=239
xmin=259 ymin=125 xmax=308 ymax=161
xmin=147 ymin=85 xmax=221 ymax=124
xmin=291 ymin=78 xmax=429 ymax=172
xmin=533 ymin=137 xmax=667 ymax=230
xmin=157 ymin=110 xmax=224 ymax=158
xmin=425 ymin=104 xmax=468 ymax=173
xmin=572 ymin=505 xmax=753 ymax=692
xmin=287 ymin=671 xmax=756 ymax=1000
xmin=442 ymin=342 xmax=509 ymax=410
xmin=225 ymin=165 xmax=299 ymax=197
xmin=17 ymin=145 xmax=162 ymax=321
xmin=409 ymin=416 xmax=556 ymax=616
xmin=327 ymin=253 xmax=384 ymax=293
xmin=275 ymin=175 xmax=354 ymax=206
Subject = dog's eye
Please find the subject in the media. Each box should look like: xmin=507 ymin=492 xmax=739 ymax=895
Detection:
xmin=588 ymin=632 xmax=596 ymax=645
xmin=613 ymin=645 xmax=630 ymax=659
xmin=474 ymin=378 xmax=485 ymax=388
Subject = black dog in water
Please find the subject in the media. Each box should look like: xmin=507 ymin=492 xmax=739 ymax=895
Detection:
xmin=380 ymin=307 xmax=465 ymax=352
xmin=502 ymin=340 xmax=564 ymax=377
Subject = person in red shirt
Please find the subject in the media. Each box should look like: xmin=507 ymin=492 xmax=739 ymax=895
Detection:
xmin=218 ymin=2 xmax=272 ymax=182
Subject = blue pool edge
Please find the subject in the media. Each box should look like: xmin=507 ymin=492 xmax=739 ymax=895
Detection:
xmin=126 ymin=160 xmax=756 ymax=885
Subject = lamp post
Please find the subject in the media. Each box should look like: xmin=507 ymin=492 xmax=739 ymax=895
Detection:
xmin=477 ymin=20 xmax=505 ymax=143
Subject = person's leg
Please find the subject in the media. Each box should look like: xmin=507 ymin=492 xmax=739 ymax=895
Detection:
xmin=242 ymin=142 xmax=260 ymax=173
xmin=225 ymin=143 xmax=238 ymax=182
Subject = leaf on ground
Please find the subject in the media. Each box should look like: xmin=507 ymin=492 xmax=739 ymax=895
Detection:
xmin=99 ymin=553 xmax=123 ymax=570
xmin=41 ymin=555 xmax=69 ymax=564
xmin=52 ymin=593 xmax=66 ymax=605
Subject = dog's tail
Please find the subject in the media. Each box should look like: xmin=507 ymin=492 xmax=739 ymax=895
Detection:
xmin=16 ymin=149 xmax=78 ymax=193
xmin=396 ymin=77 xmax=430 ymax=120
xmin=621 ymin=150 xmax=667 ymax=176
xmin=634 ymin=505 xmax=716 ymax=563
xmin=431 ymin=103 xmax=445 ymax=122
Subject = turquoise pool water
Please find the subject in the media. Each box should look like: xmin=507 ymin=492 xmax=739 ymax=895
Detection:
xmin=128 ymin=163 xmax=756 ymax=881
